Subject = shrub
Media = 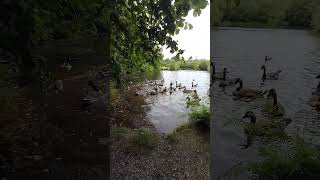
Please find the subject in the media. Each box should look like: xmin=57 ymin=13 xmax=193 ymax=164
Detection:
xmin=198 ymin=61 xmax=209 ymax=71
xmin=249 ymin=136 xmax=320 ymax=180
xmin=188 ymin=105 xmax=210 ymax=127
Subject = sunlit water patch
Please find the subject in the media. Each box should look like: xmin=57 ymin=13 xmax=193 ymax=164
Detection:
xmin=144 ymin=70 xmax=210 ymax=134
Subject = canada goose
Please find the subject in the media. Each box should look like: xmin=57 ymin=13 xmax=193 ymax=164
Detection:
xmin=263 ymin=89 xmax=285 ymax=116
xmin=149 ymin=91 xmax=157 ymax=95
xmin=183 ymin=87 xmax=195 ymax=93
xmin=242 ymin=111 xmax=256 ymax=124
xmin=265 ymin=56 xmax=272 ymax=62
xmin=54 ymin=80 xmax=64 ymax=94
xmin=192 ymin=81 xmax=198 ymax=87
xmin=316 ymin=75 xmax=320 ymax=92
xmin=176 ymin=81 xmax=181 ymax=87
xmin=232 ymin=79 xmax=264 ymax=98
xmin=192 ymin=90 xmax=199 ymax=99
xmin=178 ymin=85 xmax=185 ymax=90
xmin=160 ymin=87 xmax=167 ymax=93
xmin=65 ymin=57 xmax=72 ymax=71
xmin=261 ymin=65 xmax=281 ymax=82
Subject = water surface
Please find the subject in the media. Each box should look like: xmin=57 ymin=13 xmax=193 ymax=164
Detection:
xmin=211 ymin=27 xmax=320 ymax=179
xmin=145 ymin=70 xmax=210 ymax=134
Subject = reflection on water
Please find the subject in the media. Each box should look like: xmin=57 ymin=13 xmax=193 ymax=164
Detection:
xmin=211 ymin=27 xmax=320 ymax=179
xmin=145 ymin=70 xmax=210 ymax=134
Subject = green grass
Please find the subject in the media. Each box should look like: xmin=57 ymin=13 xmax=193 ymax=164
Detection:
xmin=161 ymin=59 xmax=209 ymax=71
xmin=249 ymin=136 xmax=320 ymax=180
xmin=188 ymin=105 xmax=210 ymax=127
xmin=166 ymin=123 xmax=192 ymax=144
xmin=112 ymin=127 xmax=159 ymax=153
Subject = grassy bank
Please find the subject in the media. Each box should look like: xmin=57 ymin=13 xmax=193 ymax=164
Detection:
xmin=249 ymin=136 xmax=320 ymax=179
xmin=161 ymin=59 xmax=210 ymax=71
xmin=166 ymin=105 xmax=210 ymax=144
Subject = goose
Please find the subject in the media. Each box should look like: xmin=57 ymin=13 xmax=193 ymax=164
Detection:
xmin=192 ymin=90 xmax=200 ymax=99
xmin=316 ymin=75 xmax=320 ymax=92
xmin=60 ymin=60 xmax=67 ymax=68
xmin=242 ymin=111 xmax=292 ymax=135
xmin=218 ymin=68 xmax=239 ymax=88
xmin=65 ymin=57 xmax=72 ymax=71
xmin=176 ymin=81 xmax=181 ymax=88
xmin=264 ymin=56 xmax=272 ymax=62
xmin=241 ymin=111 xmax=292 ymax=148
xmin=54 ymin=80 xmax=64 ymax=94
xmin=214 ymin=67 xmax=229 ymax=80
xmin=308 ymin=76 xmax=320 ymax=108
xmin=192 ymin=80 xmax=198 ymax=87
xmin=261 ymin=65 xmax=281 ymax=82
xmin=160 ymin=87 xmax=167 ymax=93
xmin=232 ymin=79 xmax=264 ymax=98
xmin=183 ymin=87 xmax=195 ymax=93
xmin=263 ymin=89 xmax=285 ymax=116
xmin=178 ymin=85 xmax=186 ymax=90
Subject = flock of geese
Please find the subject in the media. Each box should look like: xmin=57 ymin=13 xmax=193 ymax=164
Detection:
xmin=210 ymin=56 xmax=320 ymax=148
xmin=142 ymin=78 xmax=201 ymax=106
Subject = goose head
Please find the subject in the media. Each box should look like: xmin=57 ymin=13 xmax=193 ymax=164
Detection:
xmin=242 ymin=111 xmax=256 ymax=124
xmin=234 ymin=78 xmax=243 ymax=91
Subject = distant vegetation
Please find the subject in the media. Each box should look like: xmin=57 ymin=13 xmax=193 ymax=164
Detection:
xmin=161 ymin=59 xmax=210 ymax=71
xmin=212 ymin=0 xmax=320 ymax=33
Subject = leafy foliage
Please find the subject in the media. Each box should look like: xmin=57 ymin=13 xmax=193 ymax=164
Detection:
xmin=249 ymin=136 xmax=320 ymax=180
xmin=161 ymin=59 xmax=209 ymax=71
xmin=212 ymin=0 xmax=320 ymax=31
xmin=188 ymin=105 xmax=210 ymax=127
xmin=0 ymin=0 xmax=209 ymax=83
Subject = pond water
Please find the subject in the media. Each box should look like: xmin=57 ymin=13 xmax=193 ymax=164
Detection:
xmin=211 ymin=27 xmax=320 ymax=179
xmin=144 ymin=70 xmax=210 ymax=134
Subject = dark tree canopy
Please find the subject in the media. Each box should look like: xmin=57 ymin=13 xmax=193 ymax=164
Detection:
xmin=0 ymin=0 xmax=209 ymax=82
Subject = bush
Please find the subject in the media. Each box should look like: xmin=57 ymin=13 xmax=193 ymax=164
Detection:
xmin=188 ymin=105 xmax=210 ymax=127
xmin=249 ymin=136 xmax=320 ymax=180
xmin=198 ymin=61 xmax=209 ymax=71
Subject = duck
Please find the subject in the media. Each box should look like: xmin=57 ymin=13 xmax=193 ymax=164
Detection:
xmin=232 ymin=79 xmax=264 ymax=98
xmin=260 ymin=65 xmax=281 ymax=82
xmin=183 ymin=87 xmax=195 ymax=93
xmin=263 ymin=89 xmax=285 ymax=117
